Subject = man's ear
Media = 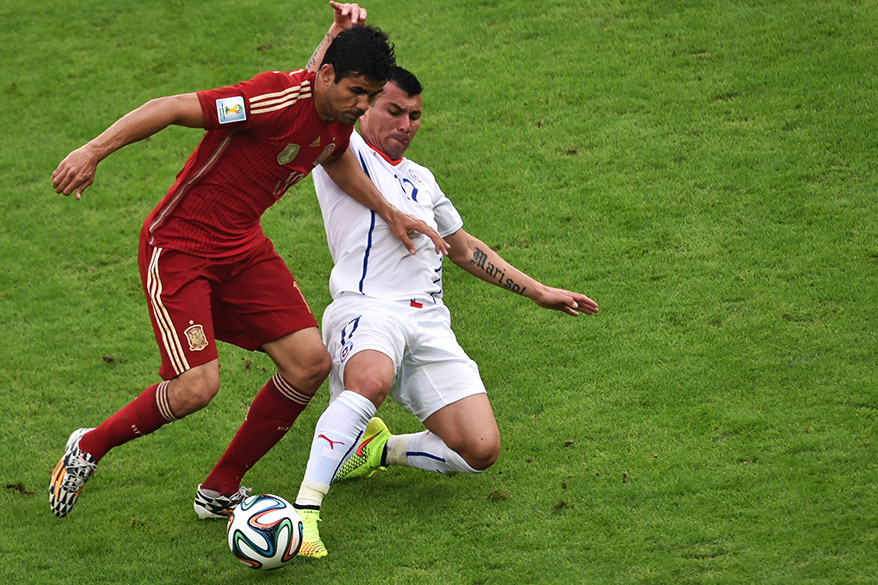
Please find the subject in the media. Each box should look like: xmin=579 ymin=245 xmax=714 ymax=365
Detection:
xmin=319 ymin=64 xmax=336 ymax=84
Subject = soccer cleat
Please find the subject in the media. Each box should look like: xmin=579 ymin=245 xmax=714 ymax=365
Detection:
xmin=296 ymin=507 xmax=328 ymax=558
xmin=49 ymin=428 xmax=98 ymax=518
xmin=194 ymin=484 xmax=252 ymax=519
xmin=335 ymin=417 xmax=391 ymax=481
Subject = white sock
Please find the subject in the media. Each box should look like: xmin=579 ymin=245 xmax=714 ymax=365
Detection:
xmin=294 ymin=477 xmax=328 ymax=509
xmin=295 ymin=390 xmax=376 ymax=508
xmin=386 ymin=430 xmax=480 ymax=475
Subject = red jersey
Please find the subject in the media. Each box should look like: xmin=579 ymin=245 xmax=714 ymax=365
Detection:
xmin=143 ymin=69 xmax=352 ymax=258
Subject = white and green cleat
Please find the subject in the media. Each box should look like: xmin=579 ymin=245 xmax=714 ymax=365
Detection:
xmin=335 ymin=417 xmax=392 ymax=481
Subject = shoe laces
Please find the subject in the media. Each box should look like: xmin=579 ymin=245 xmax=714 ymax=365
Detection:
xmin=231 ymin=485 xmax=252 ymax=504
xmin=61 ymin=455 xmax=96 ymax=490
xmin=298 ymin=509 xmax=322 ymax=540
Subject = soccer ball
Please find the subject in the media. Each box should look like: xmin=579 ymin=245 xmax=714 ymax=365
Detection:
xmin=226 ymin=493 xmax=303 ymax=570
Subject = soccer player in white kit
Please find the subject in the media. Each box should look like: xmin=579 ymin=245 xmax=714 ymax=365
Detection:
xmin=293 ymin=66 xmax=599 ymax=557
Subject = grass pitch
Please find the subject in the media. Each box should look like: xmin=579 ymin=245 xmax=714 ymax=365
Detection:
xmin=1 ymin=1 xmax=876 ymax=584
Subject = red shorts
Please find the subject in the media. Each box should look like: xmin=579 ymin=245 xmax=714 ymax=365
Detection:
xmin=138 ymin=231 xmax=318 ymax=380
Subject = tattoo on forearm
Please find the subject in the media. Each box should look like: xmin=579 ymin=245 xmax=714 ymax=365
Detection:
xmin=307 ymin=33 xmax=333 ymax=70
xmin=470 ymin=247 xmax=527 ymax=294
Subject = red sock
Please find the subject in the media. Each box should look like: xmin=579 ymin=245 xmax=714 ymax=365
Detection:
xmin=201 ymin=373 xmax=311 ymax=495
xmin=79 ymin=381 xmax=179 ymax=462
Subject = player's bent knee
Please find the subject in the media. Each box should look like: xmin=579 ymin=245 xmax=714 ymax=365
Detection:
xmin=277 ymin=346 xmax=331 ymax=394
xmin=300 ymin=348 xmax=332 ymax=388
xmin=186 ymin=387 xmax=219 ymax=411
xmin=352 ymin=382 xmax=390 ymax=408
xmin=461 ymin=439 xmax=501 ymax=471
xmin=343 ymin=367 xmax=392 ymax=407
xmin=170 ymin=372 xmax=220 ymax=415
xmin=182 ymin=381 xmax=220 ymax=410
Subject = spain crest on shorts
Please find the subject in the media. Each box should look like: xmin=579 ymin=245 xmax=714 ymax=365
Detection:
xmin=184 ymin=323 xmax=208 ymax=352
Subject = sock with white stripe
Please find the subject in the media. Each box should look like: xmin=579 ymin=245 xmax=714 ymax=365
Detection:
xmin=295 ymin=390 xmax=376 ymax=508
xmin=202 ymin=373 xmax=311 ymax=495
xmin=386 ymin=430 xmax=479 ymax=475
xmin=79 ymin=381 xmax=178 ymax=462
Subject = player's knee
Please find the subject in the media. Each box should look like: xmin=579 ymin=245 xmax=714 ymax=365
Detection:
xmin=347 ymin=373 xmax=390 ymax=408
xmin=301 ymin=347 xmax=332 ymax=387
xmin=343 ymin=350 xmax=393 ymax=407
xmin=461 ymin=437 xmax=500 ymax=471
xmin=171 ymin=369 xmax=220 ymax=414
xmin=278 ymin=346 xmax=331 ymax=394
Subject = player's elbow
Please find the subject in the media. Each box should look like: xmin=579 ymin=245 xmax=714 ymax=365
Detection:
xmin=447 ymin=246 xmax=471 ymax=267
xmin=445 ymin=230 xmax=482 ymax=267
xmin=446 ymin=239 xmax=477 ymax=268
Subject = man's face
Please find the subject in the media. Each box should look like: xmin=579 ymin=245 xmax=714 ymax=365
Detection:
xmin=319 ymin=67 xmax=385 ymax=125
xmin=359 ymin=81 xmax=423 ymax=160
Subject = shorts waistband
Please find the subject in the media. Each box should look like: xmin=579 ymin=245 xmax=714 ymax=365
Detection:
xmin=336 ymin=291 xmax=440 ymax=309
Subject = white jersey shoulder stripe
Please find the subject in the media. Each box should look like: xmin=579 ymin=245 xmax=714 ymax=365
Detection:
xmin=249 ymin=80 xmax=311 ymax=105
xmin=250 ymin=90 xmax=312 ymax=115
xmin=250 ymin=87 xmax=307 ymax=111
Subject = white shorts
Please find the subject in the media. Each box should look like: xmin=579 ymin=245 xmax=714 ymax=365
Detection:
xmin=321 ymin=294 xmax=486 ymax=422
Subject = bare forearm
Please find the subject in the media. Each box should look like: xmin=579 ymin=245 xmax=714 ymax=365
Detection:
xmin=451 ymin=236 xmax=542 ymax=298
xmin=52 ymin=93 xmax=203 ymax=198
xmin=322 ymin=152 xmax=395 ymax=219
xmin=321 ymin=150 xmax=448 ymax=255
xmin=307 ymin=24 xmax=344 ymax=72
xmin=85 ymin=94 xmax=202 ymax=161
xmin=447 ymin=229 xmax=598 ymax=316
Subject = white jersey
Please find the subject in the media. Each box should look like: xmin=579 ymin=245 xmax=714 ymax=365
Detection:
xmin=313 ymin=131 xmax=463 ymax=303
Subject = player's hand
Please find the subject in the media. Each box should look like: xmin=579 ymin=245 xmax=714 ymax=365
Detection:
xmin=51 ymin=145 xmax=99 ymax=200
xmin=329 ymin=2 xmax=367 ymax=29
xmin=533 ymin=286 xmax=599 ymax=317
xmin=386 ymin=209 xmax=450 ymax=256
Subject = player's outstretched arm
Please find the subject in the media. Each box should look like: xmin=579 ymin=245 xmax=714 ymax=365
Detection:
xmin=306 ymin=2 xmax=368 ymax=72
xmin=51 ymin=93 xmax=204 ymax=200
xmin=445 ymin=228 xmax=598 ymax=317
xmin=320 ymin=149 xmax=449 ymax=256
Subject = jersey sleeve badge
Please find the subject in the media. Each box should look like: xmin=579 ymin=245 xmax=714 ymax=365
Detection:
xmin=216 ymin=96 xmax=247 ymax=124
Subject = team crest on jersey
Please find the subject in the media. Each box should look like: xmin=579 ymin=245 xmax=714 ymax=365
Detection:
xmin=216 ymin=96 xmax=246 ymax=124
xmin=184 ymin=323 xmax=208 ymax=352
xmin=277 ymin=144 xmax=301 ymax=165
xmin=339 ymin=341 xmax=353 ymax=363
xmin=409 ymin=170 xmax=425 ymax=186
xmin=313 ymin=143 xmax=336 ymax=166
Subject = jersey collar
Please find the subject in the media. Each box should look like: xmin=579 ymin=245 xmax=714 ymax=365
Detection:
xmin=368 ymin=142 xmax=404 ymax=167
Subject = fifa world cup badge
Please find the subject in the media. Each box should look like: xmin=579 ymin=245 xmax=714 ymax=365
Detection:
xmin=216 ymin=96 xmax=247 ymax=124
xmin=184 ymin=324 xmax=209 ymax=352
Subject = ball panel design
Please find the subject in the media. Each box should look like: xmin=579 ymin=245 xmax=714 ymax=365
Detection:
xmin=227 ymin=494 xmax=303 ymax=570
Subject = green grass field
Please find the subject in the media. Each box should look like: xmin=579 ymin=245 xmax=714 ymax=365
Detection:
xmin=2 ymin=0 xmax=876 ymax=583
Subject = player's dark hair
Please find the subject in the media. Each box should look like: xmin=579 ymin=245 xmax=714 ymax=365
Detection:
xmin=322 ymin=25 xmax=395 ymax=84
xmin=387 ymin=66 xmax=422 ymax=97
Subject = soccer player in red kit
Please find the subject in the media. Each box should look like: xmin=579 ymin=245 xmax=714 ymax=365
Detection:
xmin=49 ymin=2 xmax=446 ymax=519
